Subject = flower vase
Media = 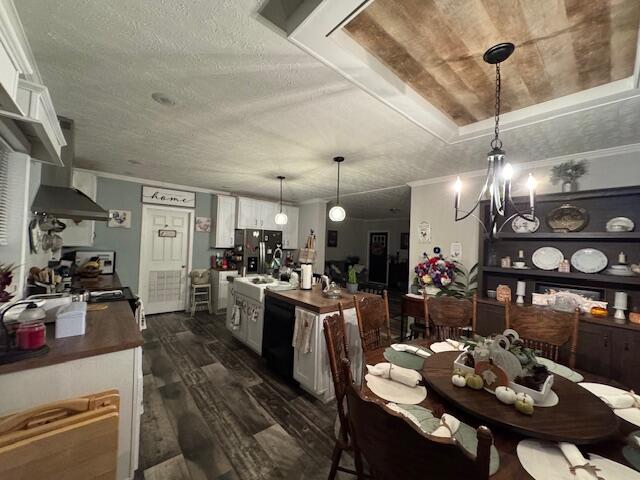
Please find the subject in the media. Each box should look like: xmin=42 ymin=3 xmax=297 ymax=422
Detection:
xmin=562 ymin=180 xmax=578 ymax=193
xmin=346 ymin=283 xmax=358 ymax=294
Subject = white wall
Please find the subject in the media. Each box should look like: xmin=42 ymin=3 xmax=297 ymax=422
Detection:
xmin=298 ymin=199 xmax=327 ymax=273
xmin=408 ymin=148 xmax=640 ymax=287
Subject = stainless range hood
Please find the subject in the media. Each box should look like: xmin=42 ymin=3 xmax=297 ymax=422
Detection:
xmin=31 ymin=117 xmax=109 ymax=221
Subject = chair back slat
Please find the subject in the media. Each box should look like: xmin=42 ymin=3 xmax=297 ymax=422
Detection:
xmin=341 ymin=359 xmax=492 ymax=480
xmin=505 ymin=304 xmax=579 ymax=368
xmin=323 ymin=312 xmax=350 ymax=444
xmin=354 ymin=291 xmax=391 ymax=352
xmin=424 ymin=293 xmax=477 ymax=341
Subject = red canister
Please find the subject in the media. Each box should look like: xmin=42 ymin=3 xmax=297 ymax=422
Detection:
xmin=16 ymin=322 xmax=46 ymax=350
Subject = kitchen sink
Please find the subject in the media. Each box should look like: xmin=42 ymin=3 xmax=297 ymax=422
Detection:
xmin=234 ymin=276 xmax=289 ymax=302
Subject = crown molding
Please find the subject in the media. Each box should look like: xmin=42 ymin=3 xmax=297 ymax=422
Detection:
xmin=0 ymin=0 xmax=41 ymax=82
xmin=407 ymin=142 xmax=640 ymax=188
xmin=74 ymin=168 xmax=230 ymax=195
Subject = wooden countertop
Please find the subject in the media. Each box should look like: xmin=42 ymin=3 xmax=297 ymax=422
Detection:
xmin=72 ymin=273 xmax=122 ymax=291
xmin=0 ymin=300 xmax=144 ymax=375
xmin=265 ymin=285 xmax=377 ymax=313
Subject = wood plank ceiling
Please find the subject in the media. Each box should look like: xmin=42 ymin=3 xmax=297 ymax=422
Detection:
xmin=344 ymin=0 xmax=640 ymax=126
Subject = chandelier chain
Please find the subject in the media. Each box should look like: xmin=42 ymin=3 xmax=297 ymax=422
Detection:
xmin=491 ymin=62 xmax=502 ymax=150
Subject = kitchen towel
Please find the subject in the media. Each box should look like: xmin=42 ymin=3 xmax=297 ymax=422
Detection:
xmin=135 ymin=299 xmax=147 ymax=331
xmin=292 ymin=309 xmax=315 ymax=354
xmin=231 ymin=305 xmax=241 ymax=330
xmin=366 ymin=362 xmax=422 ymax=387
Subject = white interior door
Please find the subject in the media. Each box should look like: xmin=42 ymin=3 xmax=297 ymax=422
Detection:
xmin=139 ymin=206 xmax=192 ymax=315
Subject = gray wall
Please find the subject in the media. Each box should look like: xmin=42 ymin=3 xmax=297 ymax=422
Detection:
xmin=79 ymin=177 xmax=213 ymax=293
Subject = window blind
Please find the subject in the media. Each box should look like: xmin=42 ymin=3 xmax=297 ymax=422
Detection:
xmin=0 ymin=146 xmax=8 ymax=246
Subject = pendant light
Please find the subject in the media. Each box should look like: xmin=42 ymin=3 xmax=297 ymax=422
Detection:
xmin=328 ymin=156 xmax=346 ymax=222
xmin=274 ymin=176 xmax=288 ymax=225
xmin=453 ymin=43 xmax=536 ymax=238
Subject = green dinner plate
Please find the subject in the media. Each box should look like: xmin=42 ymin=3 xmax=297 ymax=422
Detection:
xmin=384 ymin=347 xmax=431 ymax=370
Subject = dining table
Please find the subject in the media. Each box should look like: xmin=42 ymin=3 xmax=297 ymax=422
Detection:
xmin=362 ymin=339 xmax=637 ymax=479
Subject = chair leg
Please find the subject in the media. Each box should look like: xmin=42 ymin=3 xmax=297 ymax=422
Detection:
xmin=328 ymin=442 xmax=343 ymax=480
xmin=353 ymin=446 xmax=365 ymax=479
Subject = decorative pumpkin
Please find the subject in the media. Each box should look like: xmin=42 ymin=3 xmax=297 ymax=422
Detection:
xmin=465 ymin=373 xmax=484 ymax=390
xmin=475 ymin=360 xmax=509 ymax=391
xmin=452 ymin=373 xmax=466 ymax=388
xmin=495 ymin=386 xmax=517 ymax=405
xmin=516 ymin=392 xmax=534 ymax=406
xmin=515 ymin=399 xmax=534 ymax=415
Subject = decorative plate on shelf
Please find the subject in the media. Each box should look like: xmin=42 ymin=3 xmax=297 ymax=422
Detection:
xmin=532 ymin=247 xmax=564 ymax=270
xmin=570 ymin=248 xmax=608 ymax=273
xmin=605 ymin=217 xmax=635 ymax=232
xmin=546 ymin=204 xmax=589 ymax=232
xmin=511 ymin=216 xmax=540 ymax=233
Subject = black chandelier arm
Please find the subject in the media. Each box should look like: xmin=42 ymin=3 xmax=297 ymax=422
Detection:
xmin=505 ymin=194 xmax=536 ymax=222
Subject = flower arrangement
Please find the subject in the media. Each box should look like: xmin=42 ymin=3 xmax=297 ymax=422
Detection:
xmin=414 ymin=254 xmax=455 ymax=289
xmin=0 ymin=263 xmax=17 ymax=303
xmin=550 ymin=159 xmax=588 ymax=185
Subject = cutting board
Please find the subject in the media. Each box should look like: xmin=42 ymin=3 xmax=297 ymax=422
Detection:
xmin=0 ymin=390 xmax=119 ymax=480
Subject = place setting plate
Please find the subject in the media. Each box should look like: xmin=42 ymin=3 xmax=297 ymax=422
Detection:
xmin=579 ymin=383 xmax=640 ymax=428
xmin=517 ymin=439 xmax=640 ymax=480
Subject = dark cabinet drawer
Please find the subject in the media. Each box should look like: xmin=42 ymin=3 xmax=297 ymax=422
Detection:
xmin=576 ymin=322 xmax=612 ymax=379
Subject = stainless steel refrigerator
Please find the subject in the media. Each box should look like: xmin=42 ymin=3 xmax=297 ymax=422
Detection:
xmin=234 ymin=229 xmax=282 ymax=274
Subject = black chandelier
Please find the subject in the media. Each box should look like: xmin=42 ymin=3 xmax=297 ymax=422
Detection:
xmin=453 ymin=43 xmax=537 ymax=238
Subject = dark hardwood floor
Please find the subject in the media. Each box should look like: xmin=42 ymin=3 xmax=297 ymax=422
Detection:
xmin=136 ymin=310 xmax=354 ymax=479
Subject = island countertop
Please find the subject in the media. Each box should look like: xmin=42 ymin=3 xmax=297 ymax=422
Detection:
xmin=0 ymin=300 xmax=144 ymax=375
xmin=264 ymin=284 xmax=377 ymax=313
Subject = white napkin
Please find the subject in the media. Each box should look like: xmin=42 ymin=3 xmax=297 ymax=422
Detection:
xmin=391 ymin=343 xmax=431 ymax=358
xmin=366 ymin=362 xmax=421 ymax=387
xmin=598 ymin=392 xmax=638 ymax=409
xmin=558 ymin=443 xmax=596 ymax=480
xmin=430 ymin=339 xmax=465 ymax=353
xmin=431 ymin=414 xmax=460 ymax=438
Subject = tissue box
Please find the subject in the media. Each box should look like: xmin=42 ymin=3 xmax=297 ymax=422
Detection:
xmin=55 ymin=302 xmax=87 ymax=338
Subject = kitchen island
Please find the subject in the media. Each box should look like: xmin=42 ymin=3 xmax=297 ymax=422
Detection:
xmin=0 ymin=298 xmax=144 ymax=480
xmin=263 ymin=286 xmax=376 ymax=402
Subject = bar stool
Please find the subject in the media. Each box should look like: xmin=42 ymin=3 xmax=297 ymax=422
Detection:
xmin=189 ymin=270 xmax=212 ymax=317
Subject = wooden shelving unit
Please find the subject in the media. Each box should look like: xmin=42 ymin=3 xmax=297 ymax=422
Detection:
xmin=476 ymin=185 xmax=640 ymax=390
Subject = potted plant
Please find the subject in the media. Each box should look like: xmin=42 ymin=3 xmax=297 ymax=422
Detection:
xmin=437 ymin=262 xmax=478 ymax=299
xmin=346 ymin=265 xmax=358 ymax=294
xmin=550 ymin=159 xmax=588 ymax=192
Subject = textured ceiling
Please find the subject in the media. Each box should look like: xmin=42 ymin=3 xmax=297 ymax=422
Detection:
xmin=344 ymin=0 xmax=640 ymax=126
xmin=15 ymin=0 xmax=640 ymax=219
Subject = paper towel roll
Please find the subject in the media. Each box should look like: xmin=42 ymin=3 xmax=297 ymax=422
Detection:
xmin=301 ymin=264 xmax=313 ymax=290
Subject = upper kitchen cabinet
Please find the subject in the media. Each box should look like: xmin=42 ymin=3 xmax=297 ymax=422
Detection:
xmin=0 ymin=2 xmax=65 ymax=166
xmin=237 ymin=197 xmax=276 ymax=230
xmin=60 ymin=170 xmax=97 ymax=246
xmin=210 ymin=194 xmax=236 ymax=248
xmin=281 ymin=205 xmax=299 ymax=249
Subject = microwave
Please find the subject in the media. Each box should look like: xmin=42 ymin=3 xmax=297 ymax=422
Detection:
xmin=74 ymin=251 xmax=116 ymax=275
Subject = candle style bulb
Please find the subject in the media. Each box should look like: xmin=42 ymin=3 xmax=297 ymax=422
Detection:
xmin=454 ymin=176 xmax=462 ymax=193
xmin=527 ymin=173 xmax=537 ymax=191
xmin=502 ymin=163 xmax=514 ymax=181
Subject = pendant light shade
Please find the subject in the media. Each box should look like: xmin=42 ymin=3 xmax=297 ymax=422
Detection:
xmin=328 ymin=205 xmax=346 ymax=222
xmin=274 ymin=176 xmax=288 ymax=225
xmin=330 ymin=156 xmax=346 ymax=222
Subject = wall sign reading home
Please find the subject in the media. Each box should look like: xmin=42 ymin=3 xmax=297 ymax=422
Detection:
xmin=142 ymin=186 xmax=196 ymax=208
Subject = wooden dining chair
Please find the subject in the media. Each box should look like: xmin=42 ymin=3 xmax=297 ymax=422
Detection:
xmin=505 ymin=303 xmax=580 ymax=368
xmin=322 ymin=312 xmax=361 ymax=479
xmin=417 ymin=293 xmax=477 ymax=341
xmin=357 ymin=282 xmax=386 ymax=295
xmin=341 ymin=358 xmax=493 ymax=480
xmin=353 ymin=291 xmax=392 ymax=353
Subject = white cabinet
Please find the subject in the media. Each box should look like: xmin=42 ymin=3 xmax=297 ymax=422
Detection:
xmin=210 ymin=195 xmax=236 ymax=248
xmin=259 ymin=201 xmax=278 ymax=230
xmin=212 ymin=269 xmax=238 ymax=313
xmin=246 ymin=306 xmax=264 ymax=355
xmin=60 ymin=170 xmax=96 ymax=246
xmin=281 ymin=205 xmax=299 ymax=249
xmin=237 ymin=197 xmax=260 ymax=229
xmin=293 ymin=307 xmax=361 ymax=402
